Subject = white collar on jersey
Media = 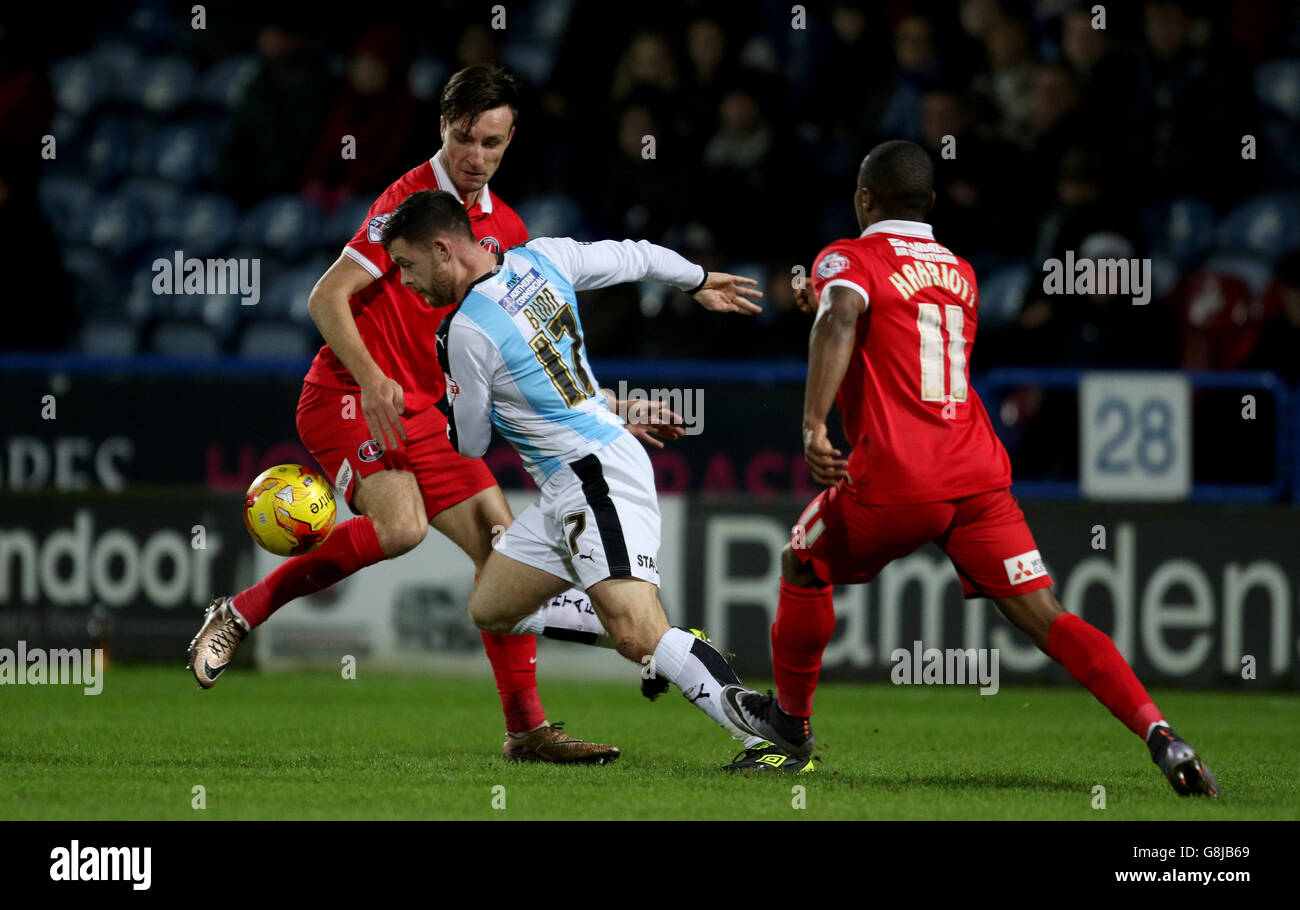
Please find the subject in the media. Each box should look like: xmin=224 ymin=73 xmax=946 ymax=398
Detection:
xmin=430 ymin=147 xmax=495 ymax=214
xmin=860 ymin=219 xmax=934 ymax=240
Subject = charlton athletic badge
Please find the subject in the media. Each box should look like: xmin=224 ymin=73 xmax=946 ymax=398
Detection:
xmin=479 ymin=236 xmax=501 ymax=253
xmin=358 ymin=439 xmax=385 ymax=462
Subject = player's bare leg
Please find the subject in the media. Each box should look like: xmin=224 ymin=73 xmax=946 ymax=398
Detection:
xmin=188 ymin=469 xmax=426 ymax=688
xmin=994 ymin=587 xmax=1219 ymax=797
xmin=465 ymin=549 xmax=619 ymax=763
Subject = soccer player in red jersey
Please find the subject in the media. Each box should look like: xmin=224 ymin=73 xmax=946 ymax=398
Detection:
xmin=723 ymin=140 xmax=1218 ymax=796
xmin=189 ymin=66 xmax=668 ymax=764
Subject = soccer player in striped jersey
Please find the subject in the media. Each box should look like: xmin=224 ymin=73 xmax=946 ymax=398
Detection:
xmin=378 ymin=189 xmax=812 ymax=771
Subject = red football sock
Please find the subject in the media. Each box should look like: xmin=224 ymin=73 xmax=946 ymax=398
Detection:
xmin=1046 ymin=612 xmax=1164 ymax=738
xmin=772 ymin=578 xmax=836 ymax=718
xmin=232 ymin=517 xmax=386 ymax=628
xmin=481 ymin=632 xmax=545 ymax=734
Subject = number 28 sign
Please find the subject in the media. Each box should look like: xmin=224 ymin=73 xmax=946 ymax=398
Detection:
xmin=1080 ymin=373 xmax=1191 ymax=500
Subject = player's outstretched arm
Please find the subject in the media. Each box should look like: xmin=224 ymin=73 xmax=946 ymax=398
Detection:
xmin=802 ymin=284 xmax=862 ymax=485
xmin=307 ymin=254 xmax=407 ymax=450
xmin=524 ymin=237 xmax=760 ymax=314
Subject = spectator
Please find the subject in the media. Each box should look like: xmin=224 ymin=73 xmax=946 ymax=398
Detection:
xmin=219 ymin=21 xmax=334 ymax=205
xmin=301 ymin=28 xmax=422 ymax=211
xmin=1244 ymin=250 xmax=1300 ymax=383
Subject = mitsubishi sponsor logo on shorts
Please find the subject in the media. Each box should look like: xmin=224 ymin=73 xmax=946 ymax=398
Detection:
xmin=1004 ymin=548 xmax=1047 ymax=585
xmin=358 ymin=440 xmax=384 ymax=463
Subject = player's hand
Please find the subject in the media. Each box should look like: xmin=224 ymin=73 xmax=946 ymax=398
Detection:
xmin=794 ymin=280 xmax=816 ymax=315
xmin=692 ymin=272 xmax=764 ymax=315
xmin=360 ymin=376 xmax=407 ymax=451
xmin=622 ymin=398 xmax=686 ymax=449
xmin=803 ymin=422 xmax=849 ymax=485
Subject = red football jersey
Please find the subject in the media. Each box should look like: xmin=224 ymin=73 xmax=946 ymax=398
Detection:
xmin=809 ymin=219 xmax=1011 ymax=503
xmin=303 ymin=152 xmax=529 ymax=413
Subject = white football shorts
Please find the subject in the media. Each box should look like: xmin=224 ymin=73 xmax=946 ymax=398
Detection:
xmin=495 ymin=431 xmax=661 ymax=591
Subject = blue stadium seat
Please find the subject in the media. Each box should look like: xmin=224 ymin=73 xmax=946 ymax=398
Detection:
xmin=1201 ymin=252 xmax=1274 ymax=298
xmin=91 ymin=40 xmax=145 ymax=97
xmin=49 ymin=55 xmax=111 ymax=116
xmin=1214 ymin=192 xmax=1300 ymax=260
xmin=160 ymin=193 xmax=239 ymax=258
xmin=408 ymin=56 xmax=450 ymax=102
xmin=976 ymin=261 xmax=1033 ymax=326
xmin=86 ymin=119 xmax=137 ymax=186
xmin=1255 ymin=58 xmax=1300 ymax=119
xmin=88 ymin=197 xmax=151 ymax=258
xmin=197 ymin=55 xmax=260 ymax=108
xmin=239 ymin=195 xmax=324 ymax=260
xmin=1140 ymin=196 xmax=1215 ymax=267
xmin=263 ymin=259 xmax=332 ymax=322
xmin=116 ymin=177 xmax=182 ymax=222
xmin=320 ymin=196 xmax=374 ymax=249
xmin=124 ymin=56 xmax=196 ymax=114
xmin=150 ymin=321 xmax=221 ymax=358
xmin=38 ymin=175 xmax=96 ymax=244
xmin=140 ymin=122 xmax=221 ymax=186
xmin=238 ymin=321 xmax=314 ymax=359
xmin=61 ymin=246 xmax=128 ymax=314
xmin=1150 ymin=255 xmax=1180 ymax=304
xmin=513 ymin=193 xmax=588 ymax=241
xmin=77 ymin=318 xmax=140 ymax=356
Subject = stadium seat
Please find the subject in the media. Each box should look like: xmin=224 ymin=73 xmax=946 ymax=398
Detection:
xmin=1140 ymin=196 xmax=1215 ymax=267
xmin=320 ymin=196 xmax=373 ymax=249
xmin=976 ymin=261 xmax=1033 ymax=326
xmin=150 ymin=321 xmax=221 ymax=358
xmin=123 ymin=56 xmax=196 ymax=113
xmin=86 ymin=119 xmax=137 ymax=187
xmin=197 ymin=55 xmax=260 ymax=109
xmin=142 ymin=122 xmax=222 ymax=186
xmin=1150 ymin=255 xmax=1180 ymax=304
xmin=88 ymin=197 xmax=152 ymax=258
xmin=61 ymin=246 xmax=127 ymax=314
xmin=38 ymin=175 xmax=96 ymax=244
xmin=513 ymin=193 xmax=588 ymax=240
xmin=263 ymin=259 xmax=332 ymax=322
xmin=91 ymin=39 xmax=145 ymax=95
xmin=1214 ymin=192 xmax=1300 ymax=261
xmin=161 ymin=193 xmax=239 ymax=258
xmin=116 ymin=178 xmax=182 ymax=222
xmin=49 ymin=55 xmax=111 ymax=116
xmin=77 ymin=318 xmax=140 ymax=356
xmin=1255 ymin=58 xmax=1300 ymax=120
xmin=239 ymin=195 xmax=324 ymax=260
xmin=408 ymin=56 xmax=450 ymax=102
xmin=238 ymin=321 xmax=314 ymax=359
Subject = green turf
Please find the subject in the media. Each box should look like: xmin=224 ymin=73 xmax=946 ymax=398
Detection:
xmin=1 ymin=665 xmax=1295 ymax=820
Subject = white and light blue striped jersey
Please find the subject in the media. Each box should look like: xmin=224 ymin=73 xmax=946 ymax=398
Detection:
xmin=436 ymin=237 xmax=706 ymax=485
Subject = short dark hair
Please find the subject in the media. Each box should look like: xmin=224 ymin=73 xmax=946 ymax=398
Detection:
xmin=441 ymin=64 xmax=521 ymax=129
xmin=858 ymin=140 xmax=934 ymax=219
xmin=381 ymin=190 xmax=474 ymax=248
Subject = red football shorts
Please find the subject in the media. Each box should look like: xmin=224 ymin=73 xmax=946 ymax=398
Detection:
xmin=790 ymin=484 xmax=1052 ymax=599
xmin=295 ymin=380 xmax=497 ymax=519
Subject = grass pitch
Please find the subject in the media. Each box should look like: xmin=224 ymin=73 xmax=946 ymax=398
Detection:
xmin=2 ymin=665 xmax=1295 ymax=820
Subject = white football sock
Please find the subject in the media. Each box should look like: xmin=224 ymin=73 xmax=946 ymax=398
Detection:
xmin=652 ymin=627 xmax=751 ymax=742
xmin=511 ymin=588 xmax=615 ymax=648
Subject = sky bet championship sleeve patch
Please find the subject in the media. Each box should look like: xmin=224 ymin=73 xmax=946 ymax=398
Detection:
xmin=366 ymin=213 xmax=392 ymax=243
xmin=817 ymin=251 xmax=851 ymax=279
